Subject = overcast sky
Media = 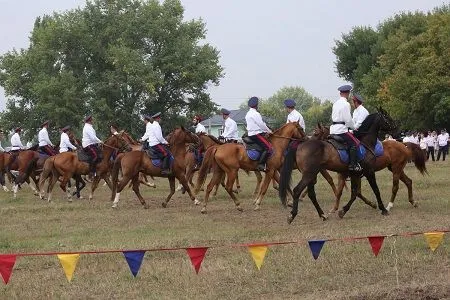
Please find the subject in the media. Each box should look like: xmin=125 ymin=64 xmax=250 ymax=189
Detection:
xmin=0 ymin=0 xmax=445 ymax=111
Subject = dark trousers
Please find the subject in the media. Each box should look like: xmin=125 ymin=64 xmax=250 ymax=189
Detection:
xmin=84 ymin=144 xmax=101 ymax=174
xmin=39 ymin=145 xmax=56 ymax=156
xmin=427 ymin=146 xmax=435 ymax=161
xmin=248 ymin=134 xmax=273 ymax=152
xmin=151 ymin=144 xmax=170 ymax=158
xmin=437 ymin=145 xmax=448 ymax=161
xmin=337 ymin=132 xmax=360 ymax=148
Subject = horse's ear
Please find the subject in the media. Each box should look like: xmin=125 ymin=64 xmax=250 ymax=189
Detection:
xmin=180 ymin=125 xmax=185 ymax=131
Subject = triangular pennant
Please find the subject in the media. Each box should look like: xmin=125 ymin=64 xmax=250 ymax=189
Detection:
xmin=424 ymin=232 xmax=445 ymax=252
xmin=186 ymin=247 xmax=208 ymax=274
xmin=368 ymin=236 xmax=385 ymax=257
xmin=57 ymin=254 xmax=80 ymax=282
xmin=0 ymin=255 xmax=17 ymax=284
xmin=248 ymin=245 xmax=268 ymax=270
xmin=123 ymin=251 xmax=146 ymax=277
xmin=308 ymin=240 xmax=325 ymax=260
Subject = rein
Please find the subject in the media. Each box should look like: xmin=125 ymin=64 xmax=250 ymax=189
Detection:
xmin=270 ymin=134 xmax=306 ymax=141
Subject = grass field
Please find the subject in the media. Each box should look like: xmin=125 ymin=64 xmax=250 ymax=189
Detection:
xmin=0 ymin=160 xmax=449 ymax=299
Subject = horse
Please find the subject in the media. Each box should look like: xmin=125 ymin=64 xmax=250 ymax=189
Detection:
xmin=279 ymin=108 xmax=397 ymax=224
xmin=109 ymin=126 xmax=201 ymax=208
xmin=38 ymin=132 xmax=131 ymax=202
xmin=194 ymin=122 xmax=309 ymax=213
xmin=313 ymin=124 xmax=427 ymax=212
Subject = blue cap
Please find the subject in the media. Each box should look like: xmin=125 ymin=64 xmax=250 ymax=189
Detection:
xmin=61 ymin=125 xmax=71 ymax=132
xmin=221 ymin=108 xmax=231 ymax=115
xmin=284 ymin=99 xmax=296 ymax=108
xmin=352 ymin=93 xmax=364 ymax=103
xmin=248 ymin=96 xmax=259 ymax=107
xmin=84 ymin=115 xmax=92 ymax=122
xmin=151 ymin=112 xmax=161 ymax=119
xmin=338 ymin=85 xmax=352 ymax=92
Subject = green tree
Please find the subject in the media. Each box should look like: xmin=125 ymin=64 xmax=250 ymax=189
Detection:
xmin=0 ymin=0 xmax=223 ymax=141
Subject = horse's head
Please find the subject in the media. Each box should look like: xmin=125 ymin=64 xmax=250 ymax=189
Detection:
xmin=169 ymin=126 xmax=200 ymax=146
xmin=120 ymin=131 xmax=140 ymax=145
xmin=312 ymin=123 xmax=329 ymax=140
xmin=377 ymin=107 xmax=398 ymax=133
xmin=104 ymin=132 xmax=132 ymax=152
xmin=275 ymin=122 xmax=306 ymax=140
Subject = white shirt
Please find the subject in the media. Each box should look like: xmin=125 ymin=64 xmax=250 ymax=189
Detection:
xmin=148 ymin=121 xmax=169 ymax=147
xmin=403 ymin=136 xmax=412 ymax=143
xmin=82 ymin=123 xmax=101 ymax=148
xmin=286 ymin=109 xmax=306 ymax=131
xmin=352 ymin=105 xmax=369 ymax=130
xmin=426 ymin=135 xmax=436 ymax=147
xmin=38 ymin=127 xmax=53 ymax=147
xmin=140 ymin=122 xmax=153 ymax=142
xmin=11 ymin=133 xmax=24 ymax=150
xmin=0 ymin=141 xmax=4 ymax=152
xmin=195 ymin=123 xmax=207 ymax=134
xmin=222 ymin=117 xmax=238 ymax=139
xmin=419 ymin=138 xmax=427 ymax=150
xmin=437 ymin=133 xmax=448 ymax=147
xmin=245 ymin=108 xmax=271 ymax=136
xmin=59 ymin=132 xmax=77 ymax=153
xmin=330 ymin=97 xmax=354 ymax=135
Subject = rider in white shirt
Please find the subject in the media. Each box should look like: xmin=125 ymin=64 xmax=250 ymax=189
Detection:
xmin=0 ymin=130 xmax=5 ymax=152
xmin=38 ymin=120 xmax=56 ymax=156
xmin=193 ymin=116 xmax=206 ymax=134
xmin=82 ymin=115 xmax=102 ymax=178
xmin=192 ymin=115 xmax=207 ymax=170
xmin=59 ymin=126 xmax=77 ymax=153
xmin=219 ymin=108 xmax=238 ymax=142
xmin=284 ymin=99 xmax=306 ymax=131
xmin=351 ymin=94 xmax=369 ymax=136
xmin=6 ymin=127 xmax=24 ymax=172
xmin=142 ymin=112 xmax=171 ymax=175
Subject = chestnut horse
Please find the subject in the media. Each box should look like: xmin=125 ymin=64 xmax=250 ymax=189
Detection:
xmin=279 ymin=108 xmax=397 ymax=224
xmin=313 ymin=124 xmax=427 ymax=212
xmin=110 ymin=126 xmax=200 ymax=208
xmin=195 ymin=122 xmax=309 ymax=213
xmin=38 ymin=133 xmax=131 ymax=202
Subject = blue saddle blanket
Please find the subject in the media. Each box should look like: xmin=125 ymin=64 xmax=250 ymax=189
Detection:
xmin=246 ymin=150 xmax=274 ymax=161
xmin=151 ymin=155 xmax=174 ymax=167
xmin=38 ymin=151 xmax=50 ymax=159
xmin=337 ymin=140 xmax=384 ymax=164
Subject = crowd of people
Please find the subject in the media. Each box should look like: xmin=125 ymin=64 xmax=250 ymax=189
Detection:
xmin=395 ymin=130 xmax=449 ymax=161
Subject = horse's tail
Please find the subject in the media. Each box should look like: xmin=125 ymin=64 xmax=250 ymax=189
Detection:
xmin=110 ymin=153 xmax=123 ymax=202
xmin=194 ymin=146 xmax=217 ymax=194
xmin=279 ymin=146 xmax=296 ymax=207
xmin=406 ymin=142 xmax=428 ymax=175
xmin=39 ymin=157 xmax=55 ymax=192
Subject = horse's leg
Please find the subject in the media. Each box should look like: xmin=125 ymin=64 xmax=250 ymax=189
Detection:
xmin=132 ymin=175 xmax=149 ymax=209
xmin=338 ymin=175 xmax=359 ymax=218
xmin=30 ymin=174 xmax=40 ymax=196
xmin=223 ymin=169 xmax=243 ymax=212
xmin=365 ymin=172 xmax=388 ymax=215
xmin=161 ymin=176 xmax=176 ymax=208
xmin=212 ymin=173 xmax=224 ymax=196
xmin=176 ymin=173 xmax=200 ymax=206
xmin=88 ymin=175 xmax=102 ymax=200
xmin=399 ymin=170 xmax=416 ymax=208
xmin=288 ymin=173 xmax=314 ymax=224
xmin=141 ymin=173 xmax=156 ymax=188
xmin=252 ymin=171 xmax=263 ymax=202
xmin=330 ymin=174 xmax=346 ymax=213
xmin=47 ymin=171 xmax=60 ymax=202
xmin=306 ymin=180 xmax=328 ymax=221
xmin=356 ymin=177 xmax=377 ymax=209
xmin=112 ymin=174 xmax=134 ymax=208
xmin=234 ymin=172 xmax=241 ymax=193
xmin=201 ymin=167 xmax=224 ymax=214
xmin=254 ymin=170 xmax=276 ymax=210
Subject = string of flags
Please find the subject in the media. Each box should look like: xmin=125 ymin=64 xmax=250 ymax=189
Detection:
xmin=0 ymin=229 xmax=447 ymax=285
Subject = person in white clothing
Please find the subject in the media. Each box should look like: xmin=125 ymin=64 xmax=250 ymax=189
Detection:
xmin=6 ymin=127 xmax=24 ymax=172
xmin=330 ymin=85 xmax=361 ymax=172
xmin=193 ymin=116 xmax=206 ymax=134
xmin=219 ymin=108 xmax=238 ymax=142
xmin=402 ymin=132 xmax=412 ymax=143
xmin=284 ymin=99 xmax=306 ymax=131
xmin=425 ymin=131 xmax=436 ymax=161
xmin=143 ymin=112 xmax=172 ymax=175
xmin=351 ymin=94 xmax=369 ymax=136
xmin=0 ymin=130 xmax=5 ymax=152
xmin=437 ymin=129 xmax=448 ymax=161
xmin=82 ymin=115 xmax=103 ymax=178
xmin=59 ymin=126 xmax=77 ymax=153
xmin=245 ymin=96 xmax=273 ymax=171
xmin=38 ymin=120 xmax=56 ymax=156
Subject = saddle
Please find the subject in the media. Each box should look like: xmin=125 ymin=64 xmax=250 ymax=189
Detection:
xmin=242 ymin=136 xmax=265 ymax=152
xmin=326 ymin=134 xmax=348 ymax=150
xmin=145 ymin=147 xmax=164 ymax=159
xmin=77 ymin=148 xmax=103 ymax=163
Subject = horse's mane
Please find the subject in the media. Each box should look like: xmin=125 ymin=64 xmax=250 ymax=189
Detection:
xmin=272 ymin=122 xmax=291 ymax=134
xmin=29 ymin=144 xmax=39 ymax=151
xmin=205 ymin=134 xmax=224 ymax=145
xmin=357 ymin=113 xmax=377 ymax=133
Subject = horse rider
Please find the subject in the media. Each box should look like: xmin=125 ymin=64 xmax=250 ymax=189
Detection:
xmin=245 ymin=96 xmax=273 ymax=171
xmin=0 ymin=130 xmax=5 ymax=152
xmin=141 ymin=112 xmax=172 ymax=175
xmin=6 ymin=127 xmax=24 ymax=172
xmin=351 ymin=93 xmax=369 ymax=139
xmin=110 ymin=124 xmax=120 ymax=136
xmin=38 ymin=120 xmax=56 ymax=156
xmin=192 ymin=115 xmax=207 ymax=170
xmin=82 ymin=115 xmax=103 ymax=179
xmin=284 ymin=99 xmax=306 ymax=131
xmin=218 ymin=108 xmax=238 ymax=143
xmin=330 ymin=85 xmax=361 ymax=172
xmin=59 ymin=126 xmax=77 ymax=153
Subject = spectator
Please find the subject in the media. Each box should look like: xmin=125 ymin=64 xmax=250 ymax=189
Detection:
xmin=425 ymin=131 xmax=436 ymax=161
xmin=437 ymin=129 xmax=448 ymax=161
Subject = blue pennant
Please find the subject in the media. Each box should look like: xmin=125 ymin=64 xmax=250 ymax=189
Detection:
xmin=123 ymin=251 xmax=146 ymax=277
xmin=308 ymin=240 xmax=326 ymax=260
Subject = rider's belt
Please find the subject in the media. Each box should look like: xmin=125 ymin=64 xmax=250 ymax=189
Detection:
xmin=332 ymin=122 xmax=345 ymax=125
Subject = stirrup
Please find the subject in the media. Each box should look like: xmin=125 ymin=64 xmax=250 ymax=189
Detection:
xmin=348 ymin=164 xmax=362 ymax=172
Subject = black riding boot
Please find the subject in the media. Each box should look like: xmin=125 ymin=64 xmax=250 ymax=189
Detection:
xmin=161 ymin=156 xmax=172 ymax=175
xmin=257 ymin=151 xmax=268 ymax=172
xmin=348 ymin=146 xmax=362 ymax=172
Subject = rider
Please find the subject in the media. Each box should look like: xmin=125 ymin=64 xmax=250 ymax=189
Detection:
xmin=38 ymin=120 xmax=56 ymax=156
xmin=144 ymin=112 xmax=172 ymax=175
xmin=330 ymin=85 xmax=361 ymax=172
xmin=284 ymin=99 xmax=306 ymax=131
xmin=82 ymin=115 xmax=103 ymax=178
xmin=110 ymin=124 xmax=120 ymax=136
xmin=351 ymin=93 xmax=369 ymax=139
xmin=192 ymin=115 xmax=207 ymax=170
xmin=219 ymin=108 xmax=238 ymax=143
xmin=59 ymin=126 xmax=77 ymax=153
xmin=0 ymin=130 xmax=5 ymax=152
xmin=6 ymin=127 xmax=24 ymax=172
xmin=245 ymin=96 xmax=273 ymax=171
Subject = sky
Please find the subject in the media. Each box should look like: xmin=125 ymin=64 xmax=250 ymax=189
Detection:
xmin=0 ymin=0 xmax=445 ymax=111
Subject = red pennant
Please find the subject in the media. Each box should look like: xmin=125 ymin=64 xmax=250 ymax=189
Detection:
xmin=0 ymin=255 xmax=17 ymax=284
xmin=368 ymin=236 xmax=385 ymax=256
xmin=186 ymin=247 xmax=208 ymax=274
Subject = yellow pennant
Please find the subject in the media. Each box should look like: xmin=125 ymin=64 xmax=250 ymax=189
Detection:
xmin=57 ymin=254 xmax=80 ymax=282
xmin=248 ymin=245 xmax=268 ymax=270
xmin=423 ymin=232 xmax=445 ymax=252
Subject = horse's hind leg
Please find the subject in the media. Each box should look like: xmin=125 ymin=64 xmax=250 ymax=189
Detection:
xmin=307 ymin=180 xmax=327 ymax=221
xmin=288 ymin=174 xmax=312 ymax=224
xmin=234 ymin=172 xmax=241 ymax=193
xmin=356 ymin=178 xmax=377 ymax=209
xmin=399 ymin=170 xmax=415 ymax=208
xmin=201 ymin=167 xmax=224 ymax=214
xmin=132 ymin=175 xmax=148 ymax=209
xmin=162 ymin=176 xmax=176 ymax=208
xmin=224 ymin=169 xmax=243 ymax=212
xmin=338 ymin=175 xmax=360 ymax=218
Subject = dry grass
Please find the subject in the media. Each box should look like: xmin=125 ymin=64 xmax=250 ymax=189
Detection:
xmin=0 ymin=160 xmax=449 ymax=299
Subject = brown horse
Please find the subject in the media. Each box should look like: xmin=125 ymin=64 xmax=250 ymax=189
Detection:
xmin=195 ymin=122 xmax=309 ymax=213
xmin=279 ymin=109 xmax=397 ymax=223
xmin=38 ymin=133 xmax=131 ymax=202
xmin=110 ymin=126 xmax=200 ymax=208
xmin=313 ymin=124 xmax=427 ymax=212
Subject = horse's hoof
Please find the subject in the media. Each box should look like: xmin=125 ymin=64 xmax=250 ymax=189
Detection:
xmin=201 ymin=207 xmax=207 ymax=214
xmin=381 ymin=210 xmax=389 ymax=216
xmin=287 ymin=215 xmax=294 ymax=224
xmin=411 ymin=202 xmax=418 ymax=208
xmin=233 ymin=189 xmax=239 ymax=194
xmin=287 ymin=201 xmax=293 ymax=208
xmin=272 ymin=185 xmax=279 ymax=191
xmin=329 ymin=208 xmax=337 ymax=214
xmin=112 ymin=204 xmax=117 ymax=208
xmin=237 ymin=206 xmax=243 ymax=212
xmin=68 ymin=199 xmax=73 ymax=203
xmin=321 ymin=214 xmax=328 ymax=221
xmin=253 ymin=205 xmax=260 ymax=211
xmin=370 ymin=203 xmax=377 ymax=209
xmin=162 ymin=202 xmax=167 ymax=208
xmin=194 ymin=199 xmax=201 ymax=206
xmin=144 ymin=204 xmax=149 ymax=209
xmin=338 ymin=210 xmax=346 ymax=219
